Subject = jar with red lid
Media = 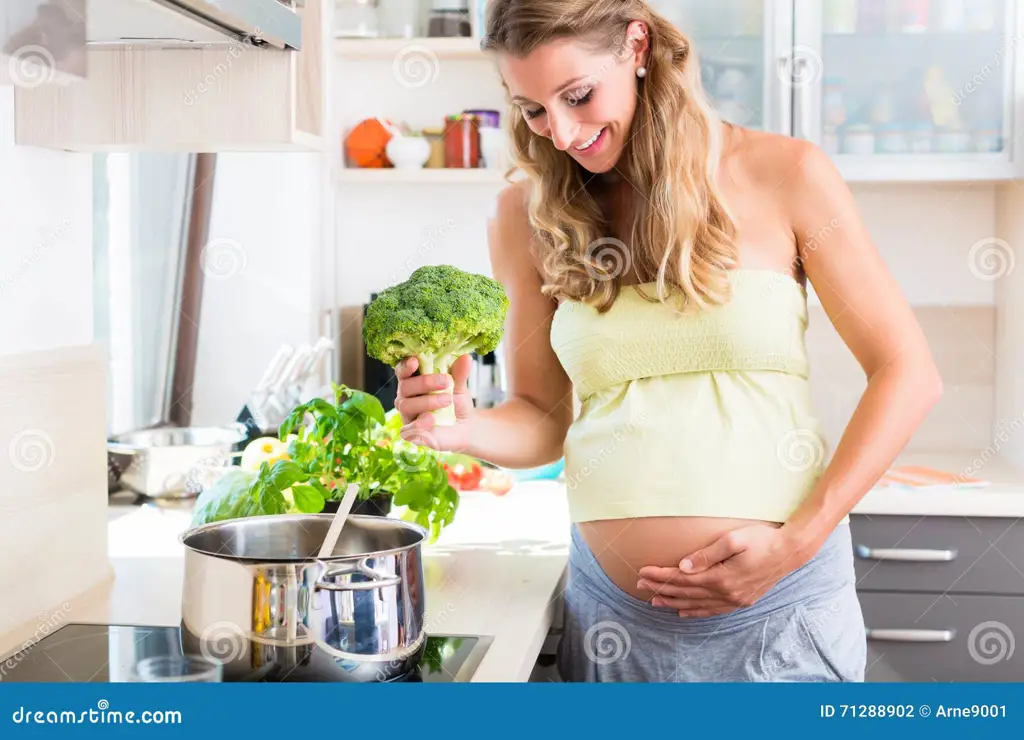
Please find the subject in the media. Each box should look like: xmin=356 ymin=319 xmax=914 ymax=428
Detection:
xmin=443 ymin=113 xmax=481 ymax=168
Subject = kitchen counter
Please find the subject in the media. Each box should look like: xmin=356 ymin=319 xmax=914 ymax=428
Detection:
xmin=3 ymin=449 xmax=1022 ymax=680
xmin=0 ymin=481 xmax=571 ymax=683
xmin=851 ymin=451 xmax=1024 ymax=518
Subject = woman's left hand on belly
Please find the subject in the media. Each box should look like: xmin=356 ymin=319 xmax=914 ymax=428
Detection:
xmin=635 ymin=525 xmax=810 ymax=617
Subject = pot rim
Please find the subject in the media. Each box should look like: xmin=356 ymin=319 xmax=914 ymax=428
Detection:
xmin=179 ymin=513 xmax=428 ymax=564
xmin=109 ymin=423 xmax=249 ymax=452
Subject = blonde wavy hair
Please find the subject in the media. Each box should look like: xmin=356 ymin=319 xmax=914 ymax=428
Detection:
xmin=482 ymin=0 xmax=739 ymax=313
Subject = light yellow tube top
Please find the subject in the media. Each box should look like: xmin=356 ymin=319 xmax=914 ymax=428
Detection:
xmin=549 ymin=268 xmax=829 ymax=524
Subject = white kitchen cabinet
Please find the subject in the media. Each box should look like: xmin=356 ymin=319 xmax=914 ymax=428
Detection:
xmin=661 ymin=0 xmax=1022 ymax=182
xmin=11 ymin=0 xmax=325 ymax=152
xmin=649 ymin=0 xmax=794 ymax=134
xmin=794 ymin=0 xmax=1019 ymax=181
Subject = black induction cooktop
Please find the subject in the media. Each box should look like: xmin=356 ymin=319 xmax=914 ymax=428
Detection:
xmin=0 ymin=624 xmax=492 ymax=683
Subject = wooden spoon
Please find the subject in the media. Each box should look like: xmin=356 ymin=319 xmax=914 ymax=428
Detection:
xmin=317 ymin=483 xmax=360 ymax=560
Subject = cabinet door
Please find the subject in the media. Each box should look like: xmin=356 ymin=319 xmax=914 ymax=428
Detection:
xmin=794 ymin=0 xmax=1017 ymax=181
xmin=859 ymin=592 xmax=1024 ymax=682
xmin=648 ymin=1 xmax=795 ymax=134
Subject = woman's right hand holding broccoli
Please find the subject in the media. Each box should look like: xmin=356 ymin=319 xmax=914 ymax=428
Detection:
xmin=395 ymin=354 xmax=476 ymax=451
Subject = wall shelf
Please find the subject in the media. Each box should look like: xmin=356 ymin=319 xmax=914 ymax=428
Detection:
xmin=334 ymin=36 xmax=486 ymax=61
xmin=335 ymin=167 xmax=513 ymax=184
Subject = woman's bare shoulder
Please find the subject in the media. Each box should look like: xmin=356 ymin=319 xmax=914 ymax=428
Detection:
xmin=732 ymin=127 xmax=823 ymax=179
xmin=489 ymin=180 xmax=549 ymax=282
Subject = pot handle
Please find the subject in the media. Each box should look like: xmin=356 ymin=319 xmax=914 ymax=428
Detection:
xmin=315 ymin=560 xmax=402 ymax=591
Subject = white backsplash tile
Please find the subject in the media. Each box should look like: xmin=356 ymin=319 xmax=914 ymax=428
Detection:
xmin=0 ymin=344 xmax=111 ymax=640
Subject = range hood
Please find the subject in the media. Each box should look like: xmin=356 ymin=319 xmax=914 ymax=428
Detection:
xmin=2 ymin=0 xmax=302 ymax=60
xmin=89 ymin=0 xmax=303 ymax=49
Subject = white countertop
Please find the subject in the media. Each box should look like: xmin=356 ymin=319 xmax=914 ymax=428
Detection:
xmin=851 ymin=451 xmax=1024 ymax=518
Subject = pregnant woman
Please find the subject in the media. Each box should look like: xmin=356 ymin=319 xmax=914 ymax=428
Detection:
xmin=394 ymin=0 xmax=943 ymax=682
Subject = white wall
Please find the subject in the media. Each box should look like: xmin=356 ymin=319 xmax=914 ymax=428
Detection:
xmin=0 ymin=87 xmax=109 ymax=642
xmin=0 ymin=87 xmax=93 ymax=354
xmin=334 ymin=180 xmax=1000 ymax=308
xmin=191 ymin=151 xmax=330 ymax=426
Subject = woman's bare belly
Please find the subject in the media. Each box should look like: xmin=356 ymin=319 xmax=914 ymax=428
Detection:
xmin=577 ymin=516 xmax=782 ymax=602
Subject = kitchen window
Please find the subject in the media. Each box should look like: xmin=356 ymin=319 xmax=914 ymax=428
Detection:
xmin=92 ymin=152 xmax=209 ymax=437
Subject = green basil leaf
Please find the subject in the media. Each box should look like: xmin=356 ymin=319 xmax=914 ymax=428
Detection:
xmin=340 ymin=389 xmax=386 ymax=426
xmin=392 ymin=477 xmax=430 ymax=507
xmin=267 ymin=459 xmax=310 ymax=491
xmin=290 ymin=484 xmax=326 ymax=514
xmin=279 ymin=404 xmax=309 ymax=439
xmin=306 ymin=398 xmax=340 ymax=421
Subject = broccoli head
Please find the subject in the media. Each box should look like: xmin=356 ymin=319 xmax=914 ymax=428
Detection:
xmin=362 ymin=265 xmax=510 ymax=425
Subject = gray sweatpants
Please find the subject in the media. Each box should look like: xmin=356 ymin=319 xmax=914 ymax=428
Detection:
xmin=556 ymin=522 xmax=867 ymax=682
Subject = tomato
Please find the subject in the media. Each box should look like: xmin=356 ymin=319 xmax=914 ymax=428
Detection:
xmin=442 ymin=462 xmax=484 ymax=491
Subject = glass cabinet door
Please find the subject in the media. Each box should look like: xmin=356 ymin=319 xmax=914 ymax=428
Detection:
xmin=796 ymin=0 xmax=1015 ymax=179
xmin=648 ymin=0 xmax=794 ymax=133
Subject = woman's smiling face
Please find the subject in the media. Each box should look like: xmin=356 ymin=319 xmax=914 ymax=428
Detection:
xmin=497 ymin=26 xmax=647 ymax=173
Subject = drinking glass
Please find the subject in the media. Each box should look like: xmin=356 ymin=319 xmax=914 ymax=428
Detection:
xmin=130 ymin=655 xmax=223 ymax=683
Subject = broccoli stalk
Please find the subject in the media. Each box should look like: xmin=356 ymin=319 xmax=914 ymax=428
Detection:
xmin=362 ymin=265 xmax=510 ymax=428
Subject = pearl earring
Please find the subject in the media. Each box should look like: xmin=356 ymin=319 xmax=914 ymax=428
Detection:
xmin=636 ymin=66 xmax=647 ymax=78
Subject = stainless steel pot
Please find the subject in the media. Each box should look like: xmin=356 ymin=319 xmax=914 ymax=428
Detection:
xmin=108 ymin=424 xmax=248 ymax=498
xmin=179 ymin=514 xmax=427 ymax=682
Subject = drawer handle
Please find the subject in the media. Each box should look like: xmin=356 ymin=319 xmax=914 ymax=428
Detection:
xmin=866 ymin=628 xmax=956 ymax=643
xmin=855 ymin=545 xmax=957 ymax=562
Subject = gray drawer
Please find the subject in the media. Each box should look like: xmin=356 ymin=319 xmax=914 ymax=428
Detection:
xmin=860 ymin=592 xmax=1024 ymax=682
xmin=850 ymin=515 xmax=1024 ymax=596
